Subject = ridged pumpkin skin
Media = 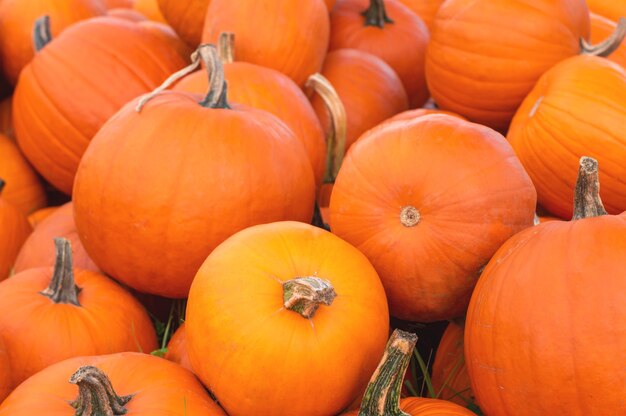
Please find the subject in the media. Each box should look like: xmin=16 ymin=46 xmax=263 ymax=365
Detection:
xmin=187 ymin=221 xmax=389 ymax=416
xmin=330 ymin=0 xmax=430 ymax=108
xmin=174 ymin=63 xmax=326 ymax=186
xmin=157 ymin=0 xmax=209 ymax=46
xmin=508 ymin=56 xmax=626 ymax=219
xmin=0 ymin=188 xmax=32 ymax=281
xmin=13 ymin=17 xmax=187 ymax=194
xmin=329 ymin=115 xmax=536 ymax=322
xmin=0 ymin=337 xmax=10 ymax=403
xmin=426 ymin=0 xmax=590 ymax=132
xmin=164 ymin=323 xmax=191 ymax=371
xmin=133 ymin=0 xmax=166 ymax=22
xmin=590 ymin=13 xmax=626 ymax=67
xmin=0 ymin=353 xmax=226 ymax=415
xmin=14 ymin=203 xmax=99 ymax=274
xmin=0 ymin=134 xmax=46 ymax=215
xmin=0 ymin=0 xmax=105 ymax=84
xmin=587 ymin=0 xmax=626 ymax=22
xmin=310 ymin=49 xmax=409 ymax=151
xmin=202 ymin=0 xmax=329 ymax=86
xmin=396 ymin=0 xmax=445 ymax=30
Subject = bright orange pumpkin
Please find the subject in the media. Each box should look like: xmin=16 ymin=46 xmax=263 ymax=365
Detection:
xmin=0 ymin=180 xmax=32 ymax=281
xmin=202 ymin=0 xmax=329 ymax=87
xmin=157 ymin=0 xmax=209 ymax=46
xmin=587 ymin=0 xmax=626 ymax=22
xmin=396 ymin=0 xmax=445 ymax=30
xmin=164 ymin=323 xmax=191 ymax=371
xmin=329 ymin=114 xmax=536 ymax=322
xmin=133 ymin=0 xmax=166 ymax=22
xmin=590 ymin=14 xmax=626 ymax=67
xmin=0 ymin=352 xmax=226 ymax=415
xmin=465 ymin=157 xmax=626 ymax=415
xmin=0 ymin=337 xmax=10 ymax=402
xmin=425 ymin=0 xmax=590 ymax=132
xmin=187 ymin=221 xmax=389 ymax=416
xmin=330 ymin=0 xmax=430 ymax=108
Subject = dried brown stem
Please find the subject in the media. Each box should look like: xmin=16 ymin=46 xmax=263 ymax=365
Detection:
xmin=572 ymin=156 xmax=608 ymax=220
xmin=40 ymin=238 xmax=81 ymax=306
xmin=581 ymin=17 xmax=626 ymax=57
xmin=70 ymin=366 xmax=132 ymax=415
xmin=283 ymin=276 xmax=336 ymax=319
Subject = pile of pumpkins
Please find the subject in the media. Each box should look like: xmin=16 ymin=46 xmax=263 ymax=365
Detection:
xmin=0 ymin=0 xmax=625 ymax=415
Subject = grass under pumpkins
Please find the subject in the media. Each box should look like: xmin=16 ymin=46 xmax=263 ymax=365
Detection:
xmin=0 ymin=0 xmax=624 ymax=415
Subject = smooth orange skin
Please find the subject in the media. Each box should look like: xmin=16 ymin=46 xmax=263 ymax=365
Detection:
xmin=466 ymin=215 xmax=626 ymax=415
xmin=202 ymin=0 xmax=329 ymax=87
xmin=329 ymin=115 xmax=536 ymax=322
xmin=0 ymin=134 xmax=46 ymax=215
xmin=0 ymin=96 xmax=13 ymax=139
xmin=103 ymin=0 xmax=134 ymax=8
xmin=0 ymin=195 xmax=31 ymax=281
xmin=133 ymin=0 xmax=166 ymax=22
xmin=187 ymin=221 xmax=390 ymax=416
xmin=330 ymin=0 xmax=429 ymax=108
xmin=0 ymin=0 xmax=105 ymax=85
xmin=345 ymin=397 xmax=476 ymax=415
xmin=138 ymin=20 xmax=193 ymax=59
xmin=0 ymin=267 xmax=158 ymax=387
xmin=587 ymin=0 xmax=626 ymax=22
xmin=27 ymin=206 xmax=59 ymax=228
xmin=397 ymin=0 xmax=445 ymax=31
xmin=14 ymin=202 xmax=99 ymax=274
xmin=107 ymin=6 xmax=146 ymax=21
xmin=174 ymin=63 xmax=326 ymax=186
xmin=366 ymin=108 xmax=466 ymax=138
xmin=590 ymin=13 xmax=626 ymax=68
xmin=164 ymin=323 xmax=192 ymax=371
xmin=426 ymin=0 xmax=590 ymax=133
xmin=310 ymin=49 xmax=409 ymax=152
xmin=74 ymin=93 xmax=315 ymax=298
xmin=157 ymin=0 xmax=209 ymax=46
xmin=0 ymin=337 xmax=10 ymax=403
xmin=13 ymin=17 xmax=187 ymax=195
xmin=0 ymin=352 xmax=226 ymax=415
xmin=508 ymin=56 xmax=626 ymax=219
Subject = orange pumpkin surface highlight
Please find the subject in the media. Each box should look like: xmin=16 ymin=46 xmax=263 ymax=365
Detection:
xmin=164 ymin=323 xmax=191 ymax=371
xmin=157 ymin=0 xmax=209 ymax=46
xmin=0 ymin=180 xmax=32 ymax=281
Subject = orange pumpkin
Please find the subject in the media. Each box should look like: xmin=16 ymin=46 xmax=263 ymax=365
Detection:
xmin=187 ymin=221 xmax=389 ymax=416
xmin=508 ymin=55 xmax=626 ymax=219
xmin=157 ymin=0 xmax=209 ymax=46
xmin=0 ymin=0 xmax=105 ymax=84
xmin=133 ymin=0 xmax=166 ymax=22
xmin=325 ymin=0 xmax=337 ymax=11
xmin=425 ymin=0 xmax=590 ymax=132
xmin=27 ymin=206 xmax=58 ymax=228
xmin=587 ymin=0 xmax=626 ymax=22
xmin=396 ymin=0 xmax=445 ymax=30
xmin=74 ymin=46 xmax=315 ymax=298
xmin=138 ymin=20 xmax=194 ymax=58
xmin=330 ymin=0 xmax=430 ymax=107
xmin=0 ymin=133 xmax=46 ymax=215
xmin=103 ymin=0 xmax=134 ymax=8
xmin=310 ymin=49 xmax=409 ymax=152
xmin=202 ymin=0 xmax=329 ymax=87
xmin=0 ymin=353 xmax=226 ymax=415
xmin=107 ymin=6 xmax=146 ymax=21
xmin=0 ymin=96 xmax=13 ymax=139
xmin=14 ymin=202 xmax=99 ymax=273
xmin=0 ymin=238 xmax=157 ymax=386
xmin=329 ymin=114 xmax=536 ymax=322
xmin=366 ymin=108 xmax=466 ymax=138
xmin=0 ymin=180 xmax=32 ymax=281
xmin=164 ymin=323 xmax=191 ymax=371
xmin=13 ymin=16 xmax=187 ymax=194
xmin=465 ymin=157 xmax=626 ymax=415
xmin=590 ymin=14 xmax=626 ymax=67
xmin=0 ymin=337 xmax=10 ymax=403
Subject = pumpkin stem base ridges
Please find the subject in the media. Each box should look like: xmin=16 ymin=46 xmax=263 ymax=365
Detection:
xmin=358 ymin=329 xmax=417 ymax=416
xmin=400 ymin=206 xmax=420 ymax=227
xmin=33 ymin=15 xmax=52 ymax=52
xmin=572 ymin=157 xmax=607 ymax=220
xmin=70 ymin=366 xmax=132 ymax=416
xmin=362 ymin=0 xmax=394 ymax=28
xmin=581 ymin=17 xmax=626 ymax=57
xmin=40 ymin=238 xmax=81 ymax=306
xmin=283 ymin=276 xmax=336 ymax=319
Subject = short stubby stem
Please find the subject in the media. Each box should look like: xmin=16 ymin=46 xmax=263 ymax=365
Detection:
xmin=283 ymin=276 xmax=336 ymax=319
xmin=70 ymin=366 xmax=132 ymax=416
xmin=362 ymin=0 xmax=394 ymax=28
xmin=400 ymin=206 xmax=420 ymax=227
xmin=572 ymin=156 xmax=608 ymax=220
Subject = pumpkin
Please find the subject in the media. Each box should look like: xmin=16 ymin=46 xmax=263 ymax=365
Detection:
xmin=366 ymin=108 xmax=466 ymax=138
xmin=157 ymin=0 xmax=209 ymax=46
xmin=344 ymin=329 xmax=476 ymax=416
xmin=465 ymin=157 xmax=626 ymax=415
xmin=0 ymin=179 xmax=32 ymax=281
xmin=138 ymin=20 xmax=194 ymax=58
xmin=174 ymin=34 xmax=326 ymax=187
xmin=396 ymin=0 xmax=445 ymax=31
xmin=507 ymin=53 xmax=626 ymax=219
xmin=14 ymin=202 xmax=99 ymax=273
xmin=27 ymin=206 xmax=58 ymax=228
xmin=590 ymin=15 xmax=626 ymax=67
xmin=425 ymin=0 xmax=590 ymax=132
xmin=325 ymin=0 xmax=337 ymax=11
xmin=103 ymin=0 xmax=134 ymax=8
xmin=13 ymin=16 xmax=187 ymax=195
xmin=329 ymin=114 xmax=536 ymax=322
xmin=0 ymin=0 xmax=105 ymax=84
xmin=164 ymin=323 xmax=192 ymax=371
xmin=0 ymin=133 xmax=46 ymax=214
xmin=202 ymin=0 xmax=329 ymax=87
xmin=186 ymin=221 xmax=389 ymax=416
xmin=133 ymin=0 xmax=166 ymax=22
xmin=0 ymin=352 xmax=226 ymax=415
xmin=587 ymin=0 xmax=626 ymax=22
xmin=73 ymin=45 xmax=315 ymax=298
xmin=0 ymin=96 xmax=13 ymax=139
xmin=329 ymin=0 xmax=430 ymax=107
xmin=107 ymin=6 xmax=146 ymax=21
xmin=310 ymin=49 xmax=409 ymax=152
xmin=0 ymin=337 xmax=10 ymax=403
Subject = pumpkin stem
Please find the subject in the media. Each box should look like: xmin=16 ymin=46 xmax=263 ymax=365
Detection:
xmin=306 ymin=74 xmax=347 ymax=184
xmin=580 ymin=17 xmax=626 ymax=57
xmin=39 ymin=237 xmax=81 ymax=306
xmin=362 ymin=0 xmax=394 ymax=28
xmin=70 ymin=366 xmax=133 ymax=416
xmin=572 ymin=156 xmax=608 ymax=220
xmin=218 ymin=32 xmax=235 ymax=64
xmin=283 ymin=276 xmax=336 ymax=319
xmin=358 ymin=329 xmax=417 ymax=416
xmin=33 ymin=15 xmax=52 ymax=52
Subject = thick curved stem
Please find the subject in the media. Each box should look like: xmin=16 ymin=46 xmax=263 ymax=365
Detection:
xmin=358 ymin=330 xmax=417 ymax=416
xmin=581 ymin=17 xmax=626 ymax=57
xmin=218 ymin=32 xmax=235 ymax=64
xmin=283 ymin=277 xmax=336 ymax=319
xmin=33 ymin=15 xmax=52 ymax=52
xmin=572 ymin=156 xmax=608 ymax=220
xmin=40 ymin=238 xmax=81 ymax=306
xmin=362 ymin=0 xmax=393 ymax=28
xmin=70 ymin=366 xmax=133 ymax=416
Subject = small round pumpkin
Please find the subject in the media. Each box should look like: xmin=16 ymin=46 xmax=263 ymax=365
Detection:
xmin=396 ymin=0 xmax=445 ymax=31
xmin=157 ymin=0 xmax=209 ymax=46
xmin=187 ymin=221 xmax=389 ymax=416
xmin=164 ymin=323 xmax=191 ymax=371
xmin=587 ymin=0 xmax=626 ymax=22
xmin=0 ymin=180 xmax=32 ymax=281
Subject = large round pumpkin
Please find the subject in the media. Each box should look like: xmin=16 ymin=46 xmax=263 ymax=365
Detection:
xmin=0 ymin=352 xmax=226 ymax=415
xmin=425 ymin=0 xmax=590 ymax=132
xmin=0 ymin=180 xmax=32 ymax=281
xmin=13 ymin=16 xmax=188 ymax=194
xmin=157 ymin=0 xmax=209 ymax=46
xmin=587 ymin=0 xmax=626 ymax=22
xmin=396 ymin=0 xmax=445 ymax=30
xmin=507 ymin=55 xmax=626 ymax=219
xmin=465 ymin=157 xmax=626 ymax=415
xmin=329 ymin=114 xmax=536 ymax=322
xmin=0 ymin=337 xmax=10 ymax=403
xmin=186 ymin=221 xmax=389 ymax=416
xmin=202 ymin=0 xmax=329 ymax=87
